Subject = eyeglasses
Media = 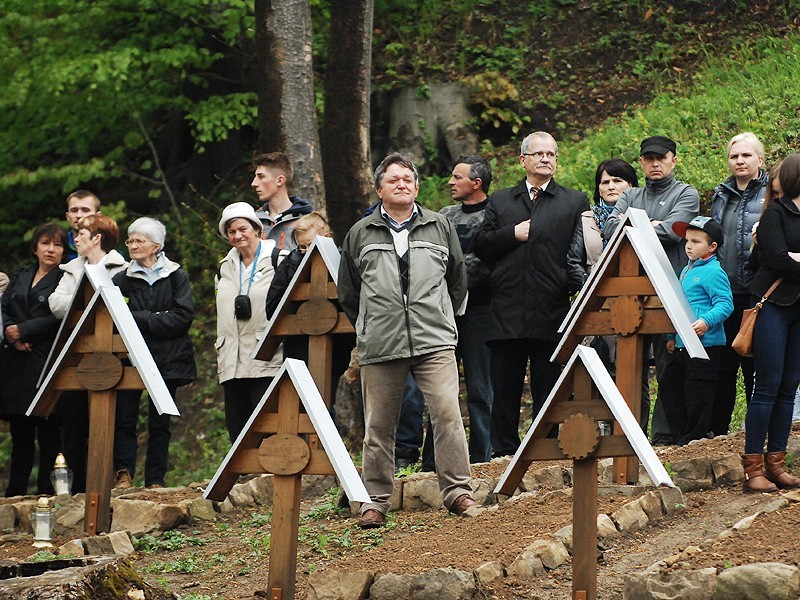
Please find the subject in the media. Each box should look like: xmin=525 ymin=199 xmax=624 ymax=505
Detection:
xmin=125 ymin=238 xmax=154 ymax=247
xmin=523 ymin=151 xmax=557 ymax=160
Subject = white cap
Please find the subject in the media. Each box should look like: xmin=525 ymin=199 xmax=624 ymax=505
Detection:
xmin=218 ymin=202 xmax=262 ymax=238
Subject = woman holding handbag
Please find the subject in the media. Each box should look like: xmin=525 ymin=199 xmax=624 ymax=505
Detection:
xmin=742 ymin=151 xmax=800 ymax=493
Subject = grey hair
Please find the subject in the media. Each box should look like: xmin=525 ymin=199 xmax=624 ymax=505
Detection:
xmin=454 ymin=154 xmax=493 ymax=193
xmin=520 ymin=131 xmax=558 ymax=156
xmin=374 ymin=153 xmax=420 ymax=189
xmin=128 ymin=217 xmax=166 ymax=248
xmin=728 ymin=132 xmax=765 ymax=160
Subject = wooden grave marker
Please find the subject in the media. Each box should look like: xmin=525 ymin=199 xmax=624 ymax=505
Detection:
xmin=495 ymin=345 xmax=675 ymax=600
xmin=253 ymin=236 xmax=354 ymax=408
xmin=552 ymin=207 xmax=705 ymax=483
xmin=204 ymin=359 xmax=369 ymax=600
xmin=28 ymin=265 xmax=179 ymax=534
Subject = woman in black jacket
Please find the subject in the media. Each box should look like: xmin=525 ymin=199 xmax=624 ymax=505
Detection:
xmin=112 ymin=217 xmax=196 ymax=489
xmin=1 ymin=223 xmax=67 ymax=496
xmin=742 ymin=152 xmax=800 ymax=492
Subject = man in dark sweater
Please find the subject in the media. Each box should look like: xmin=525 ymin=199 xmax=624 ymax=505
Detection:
xmin=440 ymin=155 xmax=494 ymax=463
xmin=474 ymin=132 xmax=588 ymax=457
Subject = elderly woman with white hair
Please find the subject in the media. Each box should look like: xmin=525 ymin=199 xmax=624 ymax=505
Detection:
xmin=111 ymin=217 xmax=196 ymax=489
xmin=709 ymin=132 xmax=770 ymax=438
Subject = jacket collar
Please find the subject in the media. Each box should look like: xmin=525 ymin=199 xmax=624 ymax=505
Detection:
xmin=717 ymin=170 xmax=768 ymax=197
xmin=513 ymin=178 xmax=561 ymax=199
xmin=124 ymin=252 xmax=180 ymax=280
xmin=644 ymin=172 xmax=677 ymax=192
xmin=776 ymin=195 xmax=800 ymax=216
xmin=366 ymin=202 xmax=436 ymax=229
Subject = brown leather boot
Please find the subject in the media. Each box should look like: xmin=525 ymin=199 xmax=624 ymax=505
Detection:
xmin=741 ymin=454 xmax=778 ymax=493
xmin=764 ymin=451 xmax=800 ymax=489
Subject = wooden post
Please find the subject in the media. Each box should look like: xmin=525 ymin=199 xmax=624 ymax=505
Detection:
xmin=572 ymin=457 xmax=598 ymax=600
xmin=268 ymin=475 xmax=303 ymax=599
xmin=85 ymin=390 xmax=116 ymax=533
xmin=495 ymin=346 xmax=676 ymax=600
xmin=612 ymin=244 xmax=644 ymax=484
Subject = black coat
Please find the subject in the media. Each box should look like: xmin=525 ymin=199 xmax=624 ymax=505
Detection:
xmin=474 ymin=178 xmax=589 ymax=342
xmin=112 ymin=267 xmax=197 ymax=384
xmin=750 ymin=196 xmax=800 ymax=306
xmin=0 ymin=264 xmax=63 ymax=416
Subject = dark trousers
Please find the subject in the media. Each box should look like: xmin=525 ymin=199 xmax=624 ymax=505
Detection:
xmin=457 ymin=306 xmax=494 ymax=463
xmin=59 ymin=391 xmax=88 ymax=493
xmin=658 ymin=346 xmax=723 ymax=445
xmin=649 ymin=334 xmax=680 ymax=443
xmin=489 ymin=338 xmax=561 ymax=457
xmin=5 ymin=415 xmax=62 ymax=497
xmin=745 ymin=301 xmax=800 ymax=454
xmin=711 ymin=294 xmax=755 ymax=436
xmin=222 ymin=377 xmax=273 ymax=443
xmin=113 ymin=382 xmax=178 ymax=486
xmin=394 ymin=375 xmax=428 ymax=462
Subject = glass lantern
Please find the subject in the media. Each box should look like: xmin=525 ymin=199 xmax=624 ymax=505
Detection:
xmin=51 ymin=453 xmax=72 ymax=496
xmin=32 ymin=497 xmax=54 ymax=548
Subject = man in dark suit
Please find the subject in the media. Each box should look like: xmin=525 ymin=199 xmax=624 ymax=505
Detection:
xmin=474 ymin=131 xmax=588 ymax=457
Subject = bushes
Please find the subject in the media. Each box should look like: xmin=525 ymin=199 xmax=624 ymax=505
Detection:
xmin=553 ymin=35 xmax=800 ymax=207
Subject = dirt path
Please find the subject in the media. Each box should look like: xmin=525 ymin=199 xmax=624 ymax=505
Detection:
xmin=3 ymin=432 xmax=799 ymax=599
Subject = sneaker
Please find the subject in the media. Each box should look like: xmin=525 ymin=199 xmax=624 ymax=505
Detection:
xmin=146 ymin=483 xmax=164 ymax=489
xmin=114 ymin=469 xmax=132 ymax=490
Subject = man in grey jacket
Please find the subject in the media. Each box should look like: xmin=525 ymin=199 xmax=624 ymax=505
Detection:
xmin=604 ymin=135 xmax=700 ymax=443
xmin=338 ymin=153 xmax=482 ymax=528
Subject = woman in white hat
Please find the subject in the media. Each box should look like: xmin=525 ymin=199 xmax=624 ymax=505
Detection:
xmin=215 ymin=202 xmax=282 ymax=442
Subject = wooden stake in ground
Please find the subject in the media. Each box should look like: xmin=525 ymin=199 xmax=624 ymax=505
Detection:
xmin=496 ymin=345 xmax=674 ymax=600
xmin=28 ymin=265 xmax=178 ymax=534
xmin=204 ymin=359 xmax=369 ymax=600
xmin=552 ymin=207 xmax=706 ymax=483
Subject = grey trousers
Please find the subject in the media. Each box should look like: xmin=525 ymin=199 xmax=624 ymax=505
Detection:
xmin=360 ymin=349 xmax=472 ymax=515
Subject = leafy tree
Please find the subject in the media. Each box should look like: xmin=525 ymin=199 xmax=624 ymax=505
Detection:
xmin=0 ymin=0 xmax=258 ymax=268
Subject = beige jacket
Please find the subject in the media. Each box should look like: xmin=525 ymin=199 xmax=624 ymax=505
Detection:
xmin=215 ymin=240 xmax=282 ymax=383
xmin=48 ymin=250 xmax=129 ymax=319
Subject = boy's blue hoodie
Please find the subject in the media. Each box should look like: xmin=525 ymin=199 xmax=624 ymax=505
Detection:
xmin=676 ymin=254 xmax=734 ymax=348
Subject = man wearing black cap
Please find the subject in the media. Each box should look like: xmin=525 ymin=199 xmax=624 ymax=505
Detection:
xmin=604 ymin=135 xmax=700 ymax=444
xmin=659 ymin=216 xmax=733 ymax=445
xmin=604 ymin=136 xmax=699 ymax=275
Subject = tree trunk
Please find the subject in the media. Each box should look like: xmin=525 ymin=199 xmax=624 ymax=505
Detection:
xmin=320 ymin=0 xmax=375 ymax=242
xmin=254 ymin=0 xmax=325 ymax=208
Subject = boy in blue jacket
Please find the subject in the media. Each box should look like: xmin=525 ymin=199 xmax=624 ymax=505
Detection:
xmin=661 ymin=216 xmax=734 ymax=445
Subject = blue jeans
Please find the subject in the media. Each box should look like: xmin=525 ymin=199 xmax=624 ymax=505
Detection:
xmin=745 ymin=301 xmax=800 ymax=454
xmin=456 ymin=305 xmax=493 ymax=463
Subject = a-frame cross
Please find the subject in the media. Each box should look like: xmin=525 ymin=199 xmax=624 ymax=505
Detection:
xmin=253 ymin=237 xmax=354 ymax=408
xmin=496 ymin=345 xmax=674 ymax=600
xmin=204 ymin=359 xmax=369 ymax=600
xmin=28 ymin=265 xmax=178 ymax=534
xmin=552 ymin=207 xmax=705 ymax=483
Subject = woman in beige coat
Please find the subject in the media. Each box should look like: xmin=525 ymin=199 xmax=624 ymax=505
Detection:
xmin=215 ymin=202 xmax=282 ymax=442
